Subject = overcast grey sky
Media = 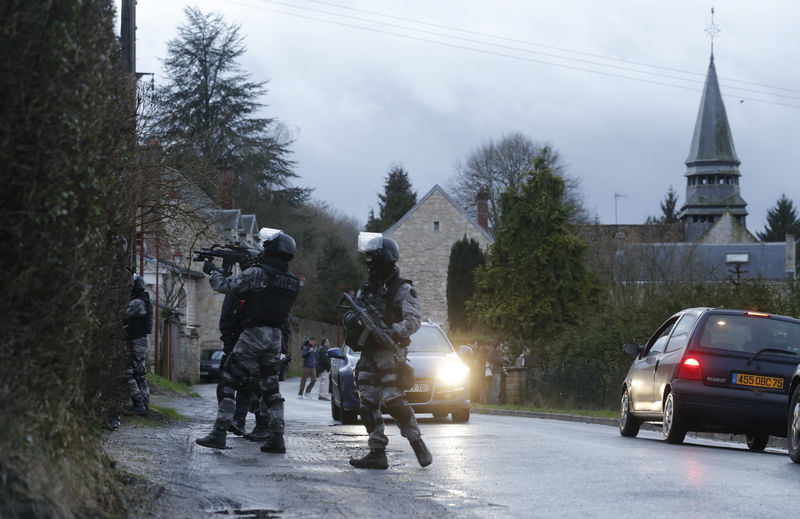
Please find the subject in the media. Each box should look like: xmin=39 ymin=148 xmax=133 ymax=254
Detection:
xmin=125 ymin=0 xmax=800 ymax=235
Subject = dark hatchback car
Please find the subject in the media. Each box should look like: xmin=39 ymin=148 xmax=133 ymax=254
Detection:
xmin=199 ymin=348 xmax=224 ymax=382
xmin=788 ymin=364 xmax=800 ymax=463
xmin=327 ymin=322 xmax=472 ymax=424
xmin=620 ymin=307 xmax=800 ymax=450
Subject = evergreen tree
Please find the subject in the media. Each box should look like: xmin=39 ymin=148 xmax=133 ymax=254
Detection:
xmin=645 ymin=185 xmax=680 ymax=224
xmin=365 ymin=164 xmax=417 ymax=231
xmin=757 ymin=194 xmax=800 ymax=241
xmin=468 ymin=160 xmax=600 ymax=340
xmin=446 ymin=236 xmax=486 ymax=332
xmin=154 ymin=7 xmax=308 ymax=212
xmin=314 ymin=238 xmax=364 ymax=323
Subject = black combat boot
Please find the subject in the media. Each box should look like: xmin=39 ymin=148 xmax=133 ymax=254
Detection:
xmin=410 ymin=439 xmax=432 ymax=467
xmin=260 ymin=435 xmax=286 ymax=454
xmin=243 ymin=414 xmax=270 ymax=441
xmin=195 ymin=426 xmax=228 ymax=449
xmin=228 ymin=419 xmax=245 ymax=436
xmin=349 ymin=449 xmax=388 ymax=469
xmin=131 ymin=399 xmax=148 ymax=416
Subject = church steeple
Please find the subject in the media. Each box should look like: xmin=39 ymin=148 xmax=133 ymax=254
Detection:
xmin=678 ymin=54 xmax=748 ymax=242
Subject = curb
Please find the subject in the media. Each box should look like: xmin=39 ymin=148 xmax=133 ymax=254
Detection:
xmin=471 ymin=406 xmax=788 ymax=450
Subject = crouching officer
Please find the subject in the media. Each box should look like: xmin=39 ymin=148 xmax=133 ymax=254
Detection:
xmin=343 ymin=233 xmax=432 ymax=469
xmin=196 ymin=228 xmax=300 ymax=453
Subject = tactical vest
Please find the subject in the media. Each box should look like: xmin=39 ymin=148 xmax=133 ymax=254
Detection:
xmin=241 ymin=264 xmax=300 ymax=328
xmin=360 ymin=274 xmax=412 ymax=347
xmin=127 ymin=293 xmax=153 ymax=339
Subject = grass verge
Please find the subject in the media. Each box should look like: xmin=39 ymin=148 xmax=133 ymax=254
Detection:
xmin=472 ymin=402 xmax=617 ymax=419
xmin=146 ymin=372 xmax=199 ymax=397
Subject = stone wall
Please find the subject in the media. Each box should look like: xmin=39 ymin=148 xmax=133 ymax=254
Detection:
xmin=386 ymin=188 xmax=491 ymax=330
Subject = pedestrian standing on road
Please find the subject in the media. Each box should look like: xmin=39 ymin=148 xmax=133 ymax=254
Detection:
xmin=343 ymin=233 xmax=432 ymax=469
xmin=488 ymin=343 xmax=507 ymax=405
xmin=316 ymin=338 xmax=332 ymax=400
xmin=196 ymin=228 xmax=300 ymax=454
xmin=124 ymin=273 xmax=153 ymax=416
xmin=298 ymin=337 xmax=317 ymax=398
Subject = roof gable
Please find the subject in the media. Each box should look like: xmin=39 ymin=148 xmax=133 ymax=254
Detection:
xmin=383 ymin=184 xmax=494 ymax=243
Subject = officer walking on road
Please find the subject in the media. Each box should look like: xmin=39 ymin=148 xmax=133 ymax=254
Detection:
xmin=196 ymin=228 xmax=300 ymax=454
xmin=125 ymin=273 xmax=153 ymax=415
xmin=343 ymin=233 xmax=432 ymax=469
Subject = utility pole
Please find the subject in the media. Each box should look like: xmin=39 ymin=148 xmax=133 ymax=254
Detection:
xmin=120 ymin=0 xmax=136 ymax=76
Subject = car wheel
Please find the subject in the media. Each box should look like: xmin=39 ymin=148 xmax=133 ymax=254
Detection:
xmin=341 ymin=408 xmax=359 ymax=425
xmin=788 ymin=384 xmax=800 ymax=463
xmin=451 ymin=408 xmax=470 ymax=423
xmin=619 ymin=389 xmax=641 ymax=437
xmin=331 ymin=399 xmax=341 ymax=421
xmin=745 ymin=433 xmax=769 ymax=452
xmin=662 ymin=392 xmax=686 ymax=444
xmin=432 ymin=410 xmax=447 ymax=419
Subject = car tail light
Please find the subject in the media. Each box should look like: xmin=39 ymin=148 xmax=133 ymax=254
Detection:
xmin=678 ymin=357 xmax=703 ymax=381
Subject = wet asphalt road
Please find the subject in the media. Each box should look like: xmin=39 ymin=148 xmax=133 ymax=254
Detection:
xmin=112 ymin=378 xmax=800 ymax=518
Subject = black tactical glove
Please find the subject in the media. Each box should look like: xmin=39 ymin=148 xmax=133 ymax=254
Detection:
xmin=203 ymin=260 xmax=220 ymax=276
xmin=381 ymin=328 xmax=399 ymax=342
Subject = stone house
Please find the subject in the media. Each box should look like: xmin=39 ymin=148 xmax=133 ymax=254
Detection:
xmin=383 ymin=184 xmax=494 ymax=329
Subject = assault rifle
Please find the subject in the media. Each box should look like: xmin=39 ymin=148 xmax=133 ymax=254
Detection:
xmin=337 ymin=291 xmax=415 ymax=388
xmin=193 ymin=243 xmax=258 ymax=276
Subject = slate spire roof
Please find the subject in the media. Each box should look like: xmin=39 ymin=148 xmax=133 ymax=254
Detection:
xmin=685 ymin=55 xmax=740 ymax=167
xmin=679 ymin=54 xmax=748 ymax=242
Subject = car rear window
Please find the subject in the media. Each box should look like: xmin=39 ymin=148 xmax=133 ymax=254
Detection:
xmin=407 ymin=326 xmax=453 ymax=353
xmin=697 ymin=314 xmax=800 ymax=355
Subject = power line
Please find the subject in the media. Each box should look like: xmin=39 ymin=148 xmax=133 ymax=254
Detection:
xmin=218 ymin=0 xmax=800 ymax=108
xmin=301 ymin=0 xmax=800 ymax=95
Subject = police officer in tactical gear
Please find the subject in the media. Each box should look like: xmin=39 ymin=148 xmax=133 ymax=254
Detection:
xmin=344 ymin=233 xmax=432 ymax=469
xmin=125 ymin=274 xmax=153 ymax=415
xmin=196 ymin=228 xmax=300 ymax=453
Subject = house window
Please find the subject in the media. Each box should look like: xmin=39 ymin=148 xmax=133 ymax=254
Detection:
xmin=433 ymin=221 xmax=440 ymax=232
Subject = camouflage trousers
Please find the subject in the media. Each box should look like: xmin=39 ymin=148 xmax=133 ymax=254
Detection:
xmin=357 ymin=370 xmax=421 ymax=451
xmin=214 ymin=326 xmax=284 ymax=439
xmin=126 ymin=337 xmax=150 ymax=408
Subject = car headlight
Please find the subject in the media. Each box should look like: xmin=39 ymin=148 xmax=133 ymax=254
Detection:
xmin=437 ymin=355 xmax=469 ymax=386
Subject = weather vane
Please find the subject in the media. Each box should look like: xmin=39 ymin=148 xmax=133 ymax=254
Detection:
xmin=705 ymin=7 xmax=720 ymax=57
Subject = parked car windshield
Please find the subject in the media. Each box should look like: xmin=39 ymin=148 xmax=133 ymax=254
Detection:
xmin=697 ymin=314 xmax=800 ymax=355
xmin=407 ymin=326 xmax=452 ymax=353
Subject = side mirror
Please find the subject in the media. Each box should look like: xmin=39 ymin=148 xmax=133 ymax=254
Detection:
xmin=622 ymin=343 xmax=642 ymax=356
xmin=459 ymin=345 xmax=474 ymax=356
xmin=327 ymin=347 xmax=345 ymax=360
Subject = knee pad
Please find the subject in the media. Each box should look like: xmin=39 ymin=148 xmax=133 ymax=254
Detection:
xmin=261 ymin=376 xmax=279 ymax=397
xmin=385 ymin=397 xmax=414 ymax=424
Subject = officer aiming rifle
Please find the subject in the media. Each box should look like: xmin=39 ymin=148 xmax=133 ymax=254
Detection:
xmin=193 ymin=243 xmax=258 ymax=276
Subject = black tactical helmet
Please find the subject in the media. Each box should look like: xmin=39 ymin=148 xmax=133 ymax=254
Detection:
xmin=358 ymin=233 xmax=399 ymax=264
xmin=260 ymin=227 xmax=296 ymax=261
xmin=131 ymin=274 xmax=146 ymax=294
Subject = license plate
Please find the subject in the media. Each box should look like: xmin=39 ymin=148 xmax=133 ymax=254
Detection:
xmin=407 ymin=383 xmax=429 ymax=393
xmin=732 ymin=373 xmax=784 ymax=390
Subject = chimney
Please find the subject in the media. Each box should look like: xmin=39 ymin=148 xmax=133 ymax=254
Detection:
xmin=476 ymin=188 xmax=489 ymax=232
xmin=220 ymin=167 xmax=235 ymax=209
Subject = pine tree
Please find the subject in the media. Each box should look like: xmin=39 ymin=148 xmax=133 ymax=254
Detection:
xmin=365 ymin=164 xmax=417 ymax=231
xmin=468 ymin=160 xmax=600 ymax=339
xmin=154 ymin=7 xmax=308 ymax=211
xmin=757 ymin=194 xmax=800 ymax=242
xmin=446 ymin=236 xmax=485 ymax=332
xmin=646 ymin=186 xmax=680 ymax=224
